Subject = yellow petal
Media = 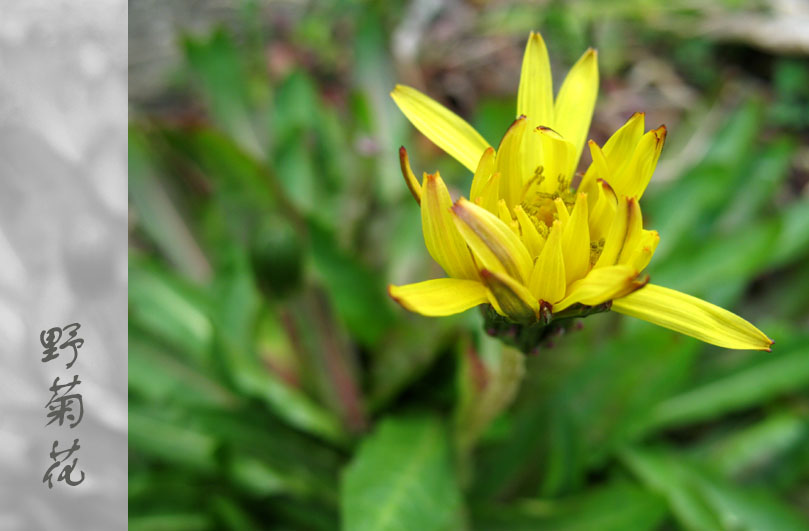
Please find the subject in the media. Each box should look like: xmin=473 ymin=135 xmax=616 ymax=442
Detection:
xmin=486 ymin=289 xmax=505 ymax=316
xmin=496 ymin=116 xmax=528 ymax=208
xmin=609 ymin=126 xmax=666 ymax=199
xmin=554 ymin=48 xmax=599 ymax=169
xmin=514 ymin=204 xmax=545 ymax=257
xmin=621 ymin=229 xmax=659 ymax=272
xmin=580 ymin=140 xmax=610 ymax=193
xmin=594 ymin=196 xmax=631 ymax=269
xmin=480 ymin=269 xmax=539 ymax=323
xmin=452 ymin=198 xmax=533 ymax=283
xmin=517 ymin=32 xmax=554 ymax=131
xmin=579 ymin=113 xmax=645 ymax=194
xmin=537 ymin=126 xmax=577 ymax=191
xmin=391 ymin=84 xmax=491 ymax=172
xmin=562 ymin=193 xmax=591 ymax=283
xmin=476 ymin=171 xmax=501 ymax=214
xmin=529 ymin=220 xmax=566 ymax=303
xmin=612 ymin=284 xmax=774 ymax=351
xmin=554 ymin=264 xmax=641 ymax=312
xmin=520 ymin=132 xmax=542 ymax=198
xmin=398 ymin=146 xmax=421 ymax=204
xmin=617 ymin=197 xmax=644 ymax=266
xmin=577 ymin=143 xmax=602 ymax=198
xmin=554 ymin=197 xmax=570 ymax=225
xmin=497 ymin=199 xmax=517 ymax=233
xmin=602 ymin=112 xmax=645 ymax=164
xmin=421 ymin=172 xmax=479 ymax=280
xmin=388 ymin=278 xmax=489 ymax=316
xmin=470 ymin=147 xmax=497 ymax=202
xmin=588 ymin=179 xmax=617 ymax=242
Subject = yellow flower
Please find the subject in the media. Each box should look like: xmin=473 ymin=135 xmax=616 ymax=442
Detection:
xmin=388 ymin=32 xmax=772 ymax=352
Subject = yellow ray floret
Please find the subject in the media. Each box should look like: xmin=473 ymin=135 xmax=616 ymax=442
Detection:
xmin=553 ymin=48 xmax=598 ymax=170
xmin=388 ymin=279 xmax=489 ymax=317
xmin=452 ymin=198 xmax=533 ymax=284
xmin=517 ymin=32 xmax=553 ymax=132
xmin=391 ymin=85 xmax=490 ymax=172
xmin=480 ymin=269 xmax=539 ymax=324
xmin=528 ymin=220 xmax=565 ymax=304
xmin=387 ymin=31 xmax=772 ymax=351
xmin=612 ymin=284 xmax=773 ymax=351
xmin=420 ymin=172 xmax=479 ymax=281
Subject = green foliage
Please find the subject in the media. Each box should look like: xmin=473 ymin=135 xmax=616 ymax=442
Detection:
xmin=642 ymin=343 xmax=809 ymax=432
xmin=309 ymin=220 xmax=396 ymax=346
xmin=621 ymin=447 xmax=809 ymax=530
xmin=130 ymin=1 xmax=809 ymax=528
xmin=473 ymin=481 xmax=668 ymax=530
xmin=341 ymin=416 xmax=463 ymax=531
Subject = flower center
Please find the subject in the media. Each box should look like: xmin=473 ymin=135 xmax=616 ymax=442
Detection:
xmin=519 ymin=165 xmax=576 ymax=234
xmin=518 ymin=169 xmax=606 ymax=266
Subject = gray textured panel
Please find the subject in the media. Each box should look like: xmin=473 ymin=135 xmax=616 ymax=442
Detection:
xmin=0 ymin=2 xmax=127 ymax=530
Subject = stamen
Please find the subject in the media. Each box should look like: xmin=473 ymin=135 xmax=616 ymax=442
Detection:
xmin=519 ymin=166 xmax=545 ymax=203
xmin=520 ymin=182 xmax=576 ymax=233
xmin=590 ymin=238 xmax=605 ymax=265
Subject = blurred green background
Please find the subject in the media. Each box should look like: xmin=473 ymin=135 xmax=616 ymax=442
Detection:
xmin=128 ymin=1 xmax=809 ymax=529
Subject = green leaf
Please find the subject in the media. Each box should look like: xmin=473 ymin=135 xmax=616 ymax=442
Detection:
xmin=273 ymin=70 xmax=320 ymax=135
xmin=183 ymin=29 xmax=264 ymax=156
xmin=129 ymin=513 xmax=214 ymax=531
xmin=650 ymin=218 xmax=777 ymax=306
xmin=642 ymin=346 xmax=809 ymax=431
xmin=166 ymin=127 xmax=276 ymax=212
xmin=209 ymin=250 xmax=346 ymax=444
xmin=650 ymin=196 xmax=809 ymax=310
xmin=646 ymin=102 xmax=763 ymax=260
xmin=470 ymin=326 xmax=699 ymax=500
xmin=367 ymin=317 xmax=449 ymax=411
xmin=353 ymin=8 xmax=406 ymax=202
xmin=272 ymin=70 xmax=349 ymax=221
xmin=341 ymin=416 xmax=464 ymax=531
xmin=129 ymin=130 xmax=212 ymax=282
xmin=210 ymin=496 xmax=258 ymax=531
xmin=129 ymin=263 xmax=213 ymax=364
xmin=275 ymin=132 xmax=319 ymax=216
xmin=697 ymin=412 xmax=809 ymax=479
xmin=621 ymin=446 xmax=808 ymax=531
xmin=129 ymin=407 xmax=218 ymax=473
xmin=768 ymin=196 xmax=809 ymax=268
xmin=620 ymin=447 xmax=727 ymax=530
xmin=455 ymin=338 xmax=525 ymax=456
xmin=187 ymin=407 xmax=341 ymax=503
xmin=472 ymin=481 xmax=668 ymax=531
xmin=309 ymin=221 xmax=395 ymax=346
xmin=701 ymin=100 xmax=762 ymax=168
xmin=226 ymin=355 xmax=346 ymax=444
xmin=716 ymin=137 xmax=796 ymax=232
xmin=129 ymin=333 xmax=236 ymax=407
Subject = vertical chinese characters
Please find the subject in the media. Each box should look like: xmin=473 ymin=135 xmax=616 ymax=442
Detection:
xmin=43 ymin=439 xmax=85 ymax=488
xmin=45 ymin=375 xmax=84 ymax=428
xmin=41 ymin=323 xmax=86 ymax=489
xmin=40 ymin=323 xmax=83 ymax=368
